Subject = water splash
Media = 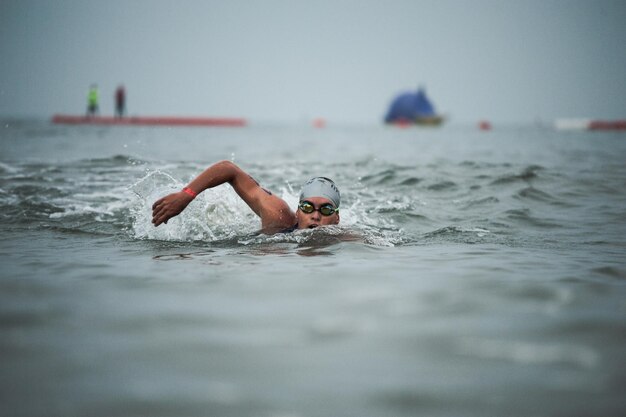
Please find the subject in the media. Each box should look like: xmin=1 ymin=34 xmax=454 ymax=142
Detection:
xmin=129 ymin=170 xmax=260 ymax=242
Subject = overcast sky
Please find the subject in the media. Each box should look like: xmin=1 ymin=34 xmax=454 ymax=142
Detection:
xmin=1 ymin=0 xmax=625 ymax=125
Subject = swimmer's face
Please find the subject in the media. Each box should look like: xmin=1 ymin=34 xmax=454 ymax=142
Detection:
xmin=296 ymin=197 xmax=340 ymax=229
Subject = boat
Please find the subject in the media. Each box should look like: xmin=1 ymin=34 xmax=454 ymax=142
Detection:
xmin=51 ymin=115 xmax=247 ymax=127
xmin=554 ymin=118 xmax=626 ymax=131
xmin=588 ymin=120 xmax=626 ymax=131
xmin=384 ymin=87 xmax=444 ymax=126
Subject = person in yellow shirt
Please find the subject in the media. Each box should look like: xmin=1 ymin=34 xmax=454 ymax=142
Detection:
xmin=86 ymin=84 xmax=99 ymax=117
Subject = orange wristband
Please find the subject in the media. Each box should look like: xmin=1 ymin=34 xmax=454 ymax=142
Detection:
xmin=182 ymin=187 xmax=198 ymax=198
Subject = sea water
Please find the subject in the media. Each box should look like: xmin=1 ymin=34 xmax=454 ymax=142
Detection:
xmin=1 ymin=119 xmax=625 ymax=417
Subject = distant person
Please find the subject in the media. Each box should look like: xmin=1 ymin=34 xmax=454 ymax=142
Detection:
xmin=86 ymin=84 xmax=99 ymax=117
xmin=115 ymin=85 xmax=126 ymax=118
xmin=152 ymin=160 xmax=340 ymax=234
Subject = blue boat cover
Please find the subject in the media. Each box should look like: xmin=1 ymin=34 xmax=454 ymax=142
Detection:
xmin=385 ymin=88 xmax=437 ymax=123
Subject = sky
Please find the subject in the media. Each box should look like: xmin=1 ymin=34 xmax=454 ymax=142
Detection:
xmin=1 ymin=0 xmax=625 ymax=125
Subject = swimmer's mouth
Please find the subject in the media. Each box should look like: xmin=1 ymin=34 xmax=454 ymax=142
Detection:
xmin=308 ymin=224 xmax=319 ymax=229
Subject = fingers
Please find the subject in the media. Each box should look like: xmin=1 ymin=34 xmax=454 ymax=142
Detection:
xmin=151 ymin=192 xmax=189 ymax=227
xmin=152 ymin=196 xmax=166 ymax=210
xmin=152 ymin=194 xmax=173 ymax=226
xmin=152 ymin=206 xmax=171 ymax=226
xmin=153 ymin=213 xmax=171 ymax=227
xmin=152 ymin=213 xmax=163 ymax=226
xmin=151 ymin=201 xmax=179 ymax=226
xmin=152 ymin=200 xmax=170 ymax=226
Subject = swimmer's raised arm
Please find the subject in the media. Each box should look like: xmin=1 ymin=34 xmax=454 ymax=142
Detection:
xmin=151 ymin=160 xmax=296 ymax=231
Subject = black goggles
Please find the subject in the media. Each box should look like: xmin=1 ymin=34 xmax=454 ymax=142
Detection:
xmin=298 ymin=200 xmax=338 ymax=216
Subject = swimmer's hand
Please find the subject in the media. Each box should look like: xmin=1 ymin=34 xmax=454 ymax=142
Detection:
xmin=151 ymin=191 xmax=195 ymax=226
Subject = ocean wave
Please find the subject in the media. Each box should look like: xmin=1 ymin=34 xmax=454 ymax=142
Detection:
xmin=426 ymin=180 xmax=458 ymax=191
xmin=0 ymin=199 xmax=65 ymax=222
xmin=372 ymin=195 xmax=413 ymax=213
xmin=504 ymin=208 xmax=563 ymax=229
xmin=360 ymin=169 xmax=397 ymax=185
xmin=398 ymin=177 xmax=422 ymax=186
xmin=462 ymin=196 xmax=500 ymax=209
xmin=456 ymin=338 xmax=598 ymax=369
xmin=0 ymin=154 xmax=610 ymax=249
xmin=76 ymin=154 xmax=151 ymax=167
xmin=514 ymin=186 xmax=573 ymax=207
xmin=12 ymin=184 xmax=67 ymax=198
xmin=490 ymin=165 xmax=544 ymax=185
xmin=419 ymin=226 xmax=493 ymax=244
xmin=0 ymin=161 xmax=19 ymax=174
xmin=591 ymin=266 xmax=626 ymax=280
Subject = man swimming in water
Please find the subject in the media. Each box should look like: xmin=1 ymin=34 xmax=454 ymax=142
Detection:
xmin=151 ymin=160 xmax=340 ymax=233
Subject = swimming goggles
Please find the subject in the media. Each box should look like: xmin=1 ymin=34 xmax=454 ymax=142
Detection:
xmin=298 ymin=200 xmax=338 ymax=216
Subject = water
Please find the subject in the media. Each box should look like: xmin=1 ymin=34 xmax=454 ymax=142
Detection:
xmin=1 ymin=119 xmax=625 ymax=417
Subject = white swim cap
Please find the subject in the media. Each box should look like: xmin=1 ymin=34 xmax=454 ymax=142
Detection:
xmin=299 ymin=177 xmax=340 ymax=207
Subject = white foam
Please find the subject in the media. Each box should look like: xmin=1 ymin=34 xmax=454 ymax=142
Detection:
xmin=0 ymin=161 xmax=19 ymax=174
xmin=458 ymin=338 xmax=598 ymax=368
xmin=130 ymin=173 xmax=259 ymax=242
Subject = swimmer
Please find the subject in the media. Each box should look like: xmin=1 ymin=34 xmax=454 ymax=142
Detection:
xmin=151 ymin=160 xmax=340 ymax=233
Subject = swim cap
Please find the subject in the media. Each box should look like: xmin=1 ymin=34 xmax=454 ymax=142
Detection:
xmin=299 ymin=177 xmax=340 ymax=207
